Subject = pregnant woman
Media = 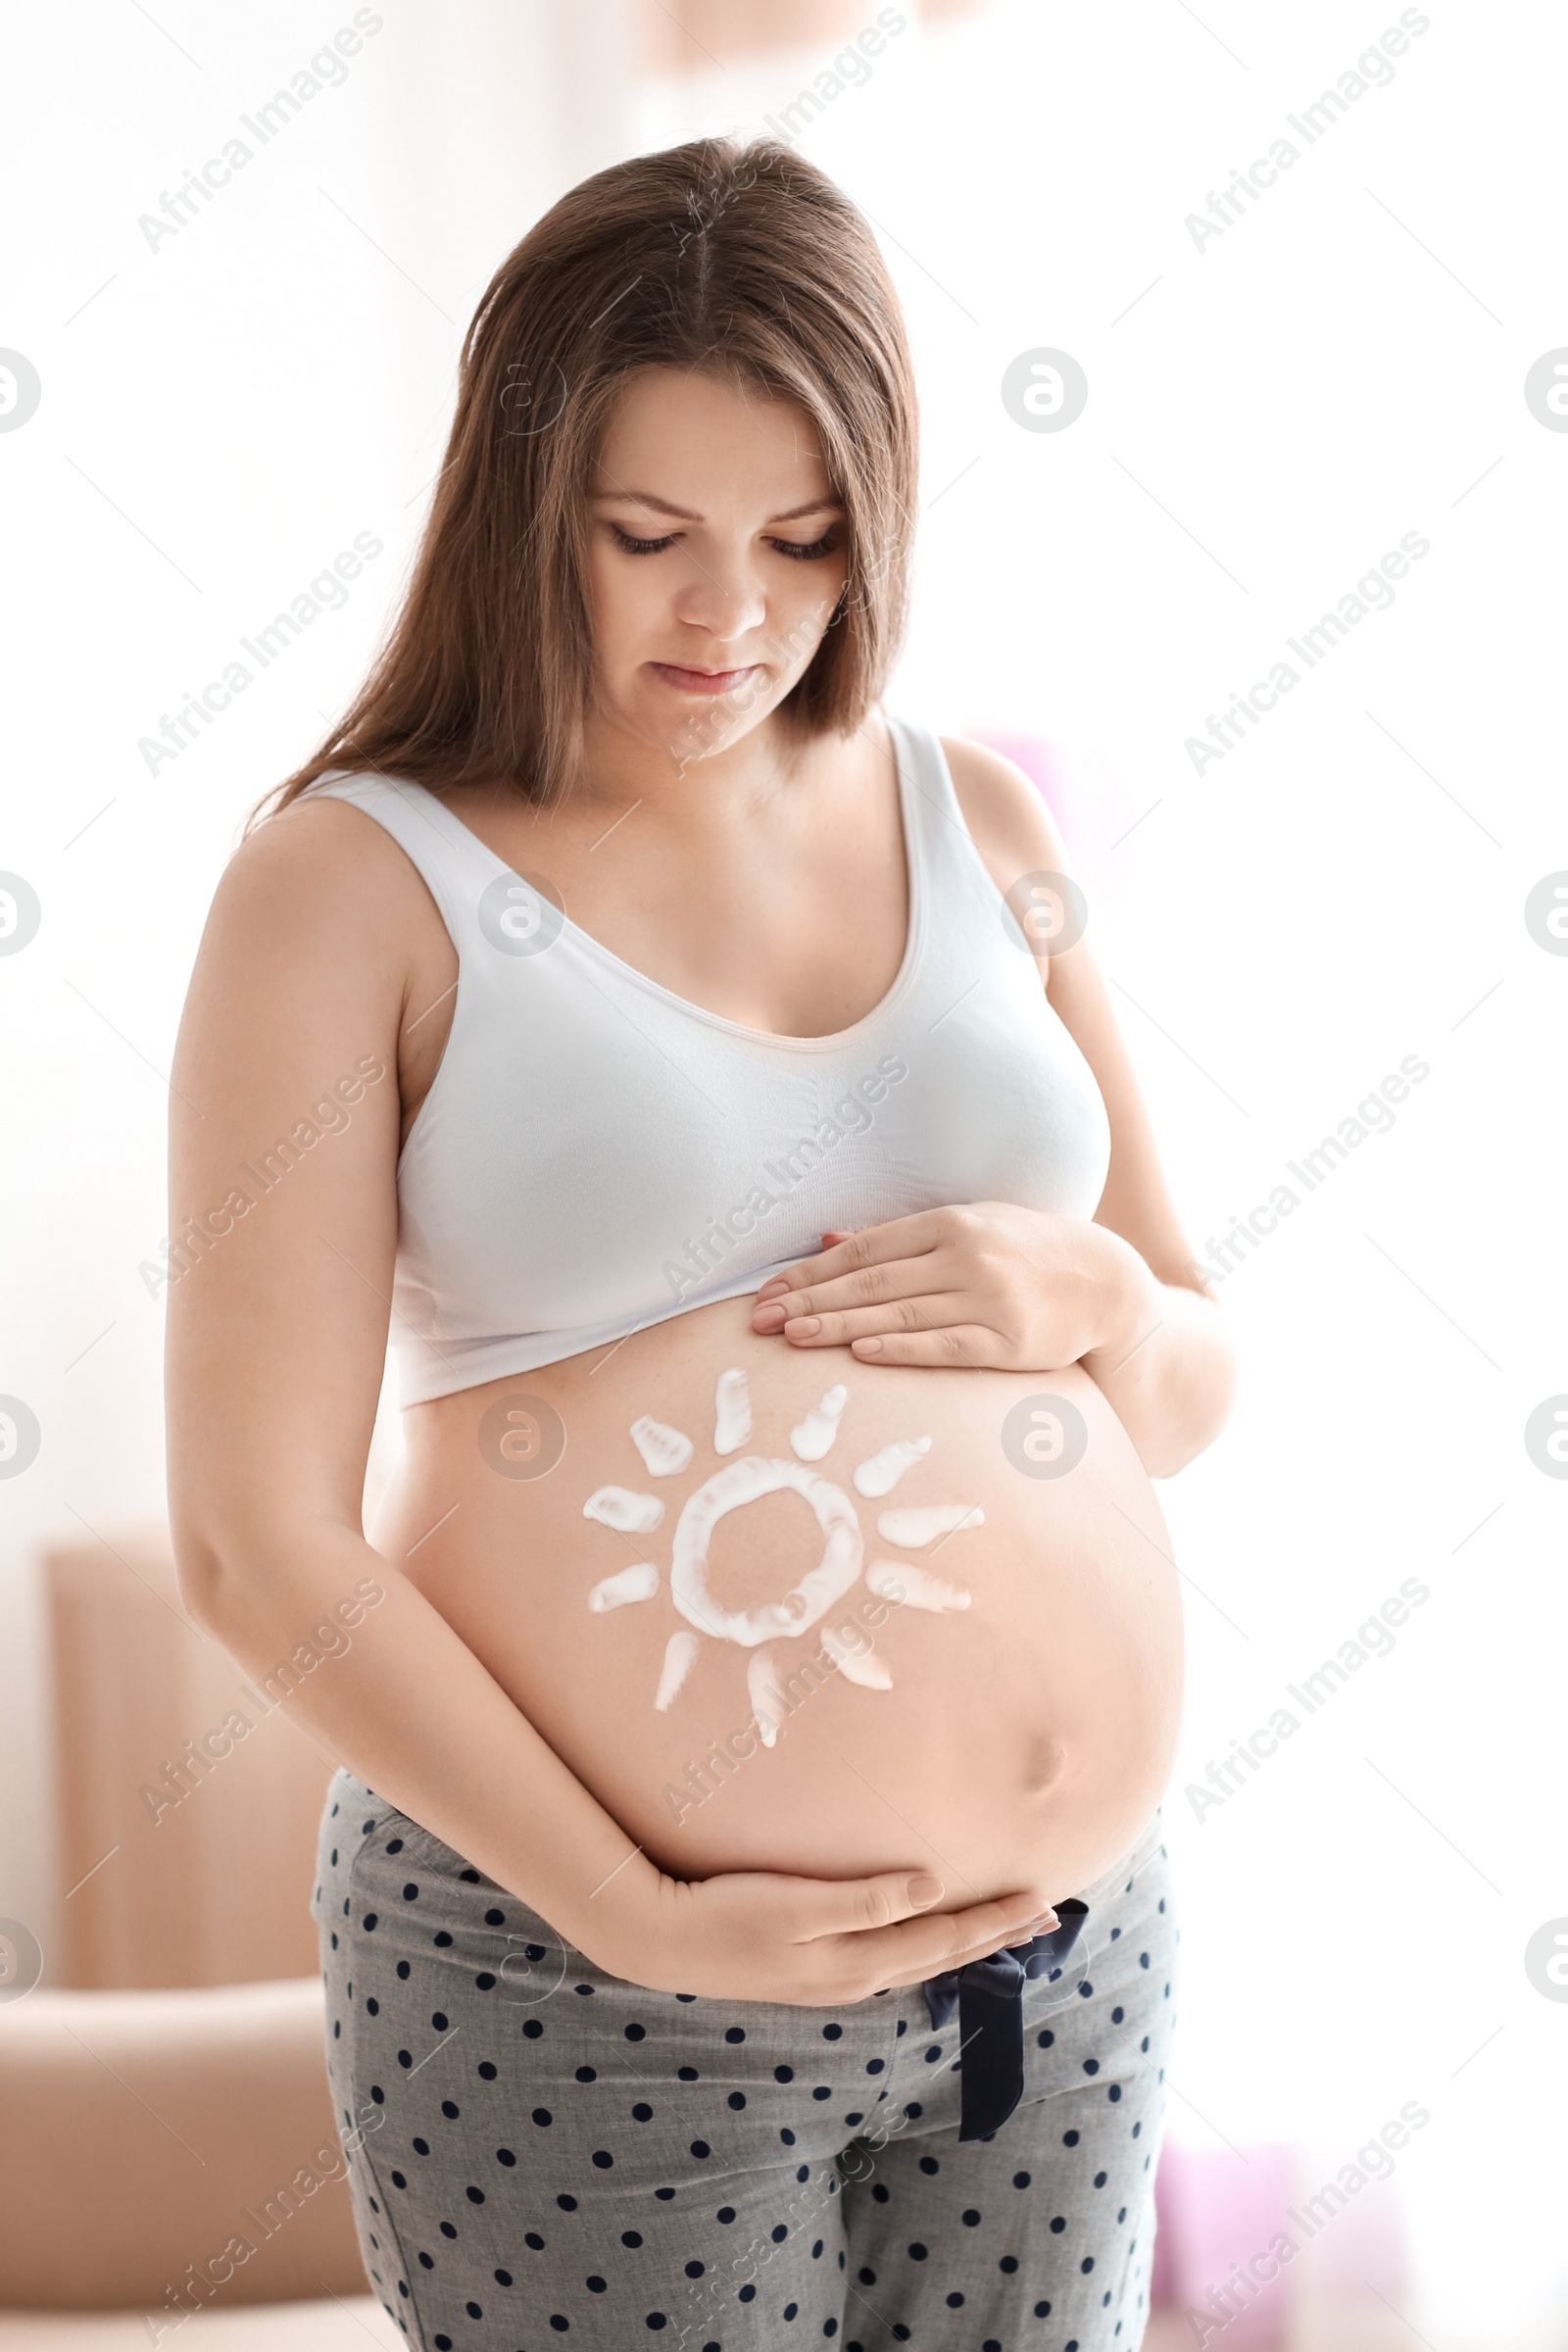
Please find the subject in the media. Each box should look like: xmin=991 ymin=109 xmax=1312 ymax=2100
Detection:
xmin=168 ymin=138 xmax=1233 ymax=2352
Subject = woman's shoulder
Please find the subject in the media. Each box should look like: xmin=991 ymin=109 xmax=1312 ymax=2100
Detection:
xmin=933 ymin=730 xmax=1073 ymax=883
xmin=208 ymin=776 xmax=446 ymax=975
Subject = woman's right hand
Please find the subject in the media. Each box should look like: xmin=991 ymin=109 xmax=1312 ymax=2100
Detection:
xmin=584 ymin=1861 xmax=1059 ymax=2006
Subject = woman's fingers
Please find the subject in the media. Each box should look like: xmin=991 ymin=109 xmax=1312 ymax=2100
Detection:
xmin=763 ymin=1290 xmax=992 ymax=1352
xmin=817 ymin=1229 xmax=858 ymax=1250
xmin=754 ymin=1251 xmax=939 ymax=1326
xmin=754 ymin=1211 xmax=971 ymax=1307
xmin=850 ymin=1324 xmax=1004 ymax=1368
xmin=829 ymin=1892 xmax=1060 ymax=1996
xmin=638 ymin=1871 xmax=1058 ymax=2006
xmin=786 ymin=1867 xmax=952 ymax=1936
xmin=786 ymin=1871 xmax=1046 ymax=1950
xmin=786 ymin=1873 xmax=1054 ymax=1984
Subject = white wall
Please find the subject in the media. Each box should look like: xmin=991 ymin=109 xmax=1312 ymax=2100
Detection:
xmin=3 ymin=3 xmax=1564 ymax=2344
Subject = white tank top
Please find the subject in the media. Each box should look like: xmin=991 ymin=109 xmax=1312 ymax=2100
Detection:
xmin=306 ymin=716 xmax=1111 ymax=1404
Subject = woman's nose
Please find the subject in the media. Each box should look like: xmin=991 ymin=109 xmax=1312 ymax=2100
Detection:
xmin=671 ymin=550 xmax=767 ymax=638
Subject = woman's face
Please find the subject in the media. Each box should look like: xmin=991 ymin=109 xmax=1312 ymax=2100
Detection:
xmin=584 ymin=366 xmax=851 ymax=767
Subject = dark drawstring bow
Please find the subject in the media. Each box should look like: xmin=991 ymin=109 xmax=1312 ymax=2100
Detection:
xmin=921 ymin=1898 xmax=1090 ymax=2141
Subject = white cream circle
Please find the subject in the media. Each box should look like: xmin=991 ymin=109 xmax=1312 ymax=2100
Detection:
xmin=669 ymin=1455 xmax=864 ymax=1648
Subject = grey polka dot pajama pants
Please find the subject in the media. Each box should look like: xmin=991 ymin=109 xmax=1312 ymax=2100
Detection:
xmin=314 ymin=1774 xmax=1176 ymax=2352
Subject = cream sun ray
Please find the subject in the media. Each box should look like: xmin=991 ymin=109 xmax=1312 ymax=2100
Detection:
xmin=866 ymin=1558 xmax=970 ymax=1612
xmin=853 ymin=1436 xmax=931 ymax=1497
xmin=712 ymin=1367 xmax=752 ymax=1455
xmin=790 ymin=1384 xmax=848 ymax=1461
xmin=748 ymin=1646 xmax=787 ymax=1747
xmin=821 ymin=1623 xmax=894 ymax=1688
xmin=584 ymin=1485 xmax=665 ymax=1534
xmin=876 ymin=1503 xmax=984 ymax=1547
xmin=587 ymin=1562 xmax=660 ymax=1613
xmin=630 ymin=1417 xmax=695 ymax=1477
xmin=654 ymin=1630 xmax=701 ymax=1710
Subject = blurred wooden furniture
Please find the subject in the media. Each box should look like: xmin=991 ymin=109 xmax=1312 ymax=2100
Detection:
xmin=0 ymin=2302 xmax=400 ymax=2348
xmin=0 ymin=1978 xmax=369 ymax=2313
xmin=15 ymin=1537 xmax=400 ymax=2341
xmin=46 ymin=1532 xmax=331 ymax=1989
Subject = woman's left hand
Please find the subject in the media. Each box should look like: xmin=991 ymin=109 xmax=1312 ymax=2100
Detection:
xmin=750 ymin=1201 xmax=1157 ymax=1372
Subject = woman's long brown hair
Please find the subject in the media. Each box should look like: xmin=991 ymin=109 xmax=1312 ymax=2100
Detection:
xmin=252 ymin=135 xmax=919 ymax=825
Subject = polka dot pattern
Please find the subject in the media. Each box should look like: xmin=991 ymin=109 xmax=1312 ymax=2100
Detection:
xmin=313 ymin=1776 xmax=1175 ymax=2349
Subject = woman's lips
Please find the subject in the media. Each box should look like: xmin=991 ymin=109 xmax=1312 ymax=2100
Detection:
xmin=649 ymin=661 xmax=758 ymax=697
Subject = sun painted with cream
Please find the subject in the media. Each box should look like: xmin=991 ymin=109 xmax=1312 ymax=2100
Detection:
xmin=581 ymin=1370 xmax=982 ymax=1746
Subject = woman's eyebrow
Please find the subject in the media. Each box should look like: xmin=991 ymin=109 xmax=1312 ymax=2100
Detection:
xmin=766 ymin=497 xmax=844 ymax=522
xmin=594 ymin=487 xmax=704 ymax=520
xmin=590 ymin=487 xmax=843 ymax=524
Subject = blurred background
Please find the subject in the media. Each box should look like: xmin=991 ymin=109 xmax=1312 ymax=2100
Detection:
xmin=2 ymin=0 xmax=1565 ymax=2344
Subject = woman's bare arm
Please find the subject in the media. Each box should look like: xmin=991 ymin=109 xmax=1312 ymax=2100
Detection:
xmin=945 ymin=737 xmax=1237 ymax=1475
xmin=165 ymin=800 xmax=1054 ymax=1998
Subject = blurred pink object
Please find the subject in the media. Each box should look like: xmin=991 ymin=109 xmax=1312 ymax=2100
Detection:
xmin=1150 ymin=2136 xmax=1412 ymax=2346
xmin=1298 ymin=2160 xmax=1409 ymax=2304
xmin=1151 ymin=2143 xmax=1296 ymax=2348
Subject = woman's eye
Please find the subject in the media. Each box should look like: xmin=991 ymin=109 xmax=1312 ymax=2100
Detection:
xmin=611 ymin=524 xmax=677 ymax=555
xmin=608 ymin=523 xmax=838 ymax=560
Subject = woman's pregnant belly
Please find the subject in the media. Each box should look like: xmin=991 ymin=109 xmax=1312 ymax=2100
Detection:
xmin=376 ymin=1298 xmax=1185 ymax=1911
